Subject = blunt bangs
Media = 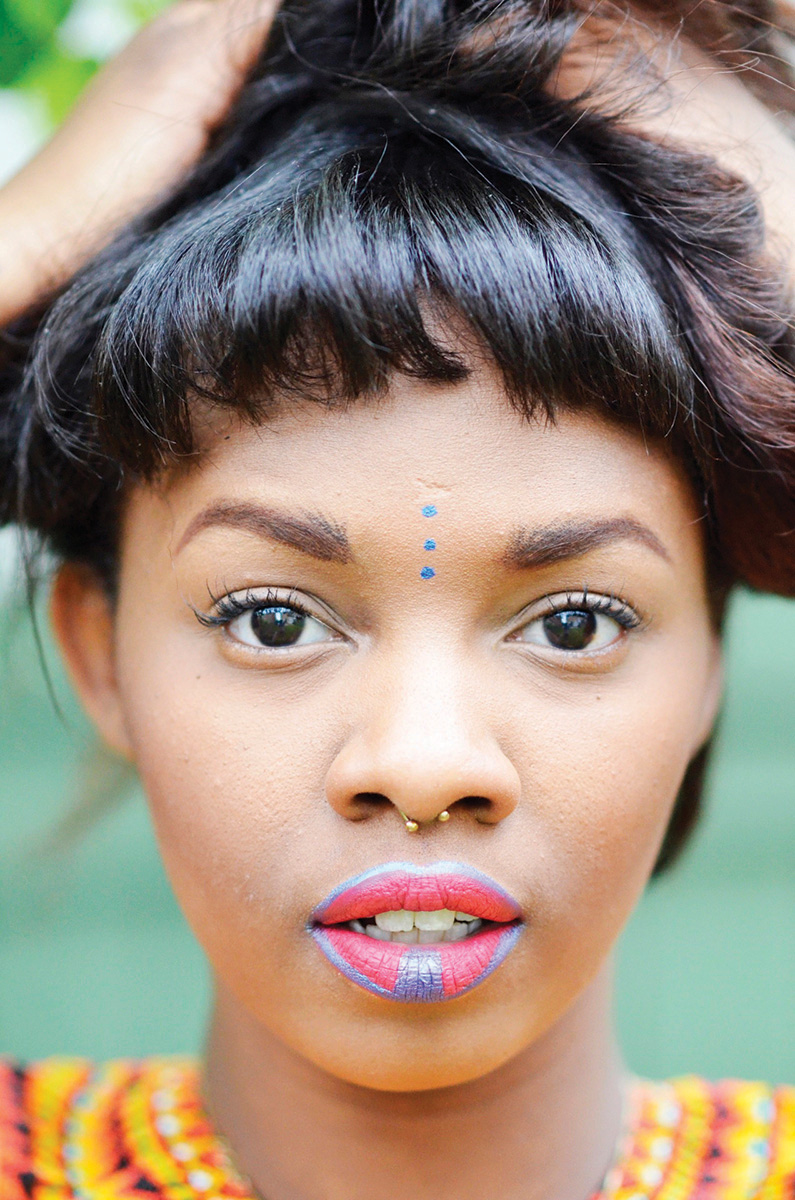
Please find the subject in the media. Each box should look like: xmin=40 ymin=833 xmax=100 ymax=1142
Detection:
xmin=72 ymin=105 xmax=694 ymax=473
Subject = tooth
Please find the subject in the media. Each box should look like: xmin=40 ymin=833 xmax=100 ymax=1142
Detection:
xmin=468 ymin=919 xmax=482 ymax=933
xmin=456 ymin=912 xmax=477 ymax=922
xmin=365 ymin=925 xmax=391 ymax=941
xmin=444 ymin=922 xmax=469 ymax=942
xmin=375 ymin=910 xmax=414 ymax=932
xmin=418 ymin=929 xmax=442 ymax=944
xmin=392 ymin=929 xmax=419 ymax=944
xmin=350 ymin=920 xmax=365 ymax=934
xmin=414 ymin=909 xmax=456 ymax=931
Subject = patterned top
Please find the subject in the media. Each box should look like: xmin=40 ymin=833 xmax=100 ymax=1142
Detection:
xmin=1 ymin=1059 xmax=794 ymax=1200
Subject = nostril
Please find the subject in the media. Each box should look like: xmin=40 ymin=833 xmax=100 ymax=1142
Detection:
xmin=350 ymin=792 xmax=392 ymax=820
xmin=453 ymin=796 xmax=495 ymax=821
xmin=346 ymin=794 xmax=499 ymax=826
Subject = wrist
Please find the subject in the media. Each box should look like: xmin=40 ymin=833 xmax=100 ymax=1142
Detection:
xmin=0 ymin=195 xmax=54 ymax=326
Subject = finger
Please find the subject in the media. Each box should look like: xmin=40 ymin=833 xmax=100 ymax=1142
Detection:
xmin=88 ymin=0 xmax=281 ymax=133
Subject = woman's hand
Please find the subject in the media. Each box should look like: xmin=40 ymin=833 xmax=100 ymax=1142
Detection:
xmin=3 ymin=0 xmax=795 ymax=329
xmin=553 ymin=4 xmax=795 ymax=280
xmin=0 ymin=0 xmax=278 ymax=325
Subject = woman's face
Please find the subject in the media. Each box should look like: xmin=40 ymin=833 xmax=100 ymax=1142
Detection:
xmin=62 ymin=365 xmax=721 ymax=1090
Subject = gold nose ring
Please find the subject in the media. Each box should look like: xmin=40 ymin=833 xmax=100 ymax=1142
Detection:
xmin=397 ymin=808 xmax=451 ymax=833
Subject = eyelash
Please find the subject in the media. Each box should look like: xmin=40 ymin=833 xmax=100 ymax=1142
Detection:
xmin=195 ymin=586 xmax=644 ymax=642
xmin=534 ymin=588 xmax=643 ymax=630
xmin=195 ymin=587 xmax=308 ymax=629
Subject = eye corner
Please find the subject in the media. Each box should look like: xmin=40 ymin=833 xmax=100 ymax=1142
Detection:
xmin=191 ymin=601 xmax=225 ymax=631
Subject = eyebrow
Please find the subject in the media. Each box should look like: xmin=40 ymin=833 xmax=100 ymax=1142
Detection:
xmin=503 ymin=517 xmax=671 ymax=569
xmin=175 ymin=501 xmax=352 ymax=564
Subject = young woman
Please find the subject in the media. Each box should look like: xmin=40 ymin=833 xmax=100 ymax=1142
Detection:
xmin=1 ymin=2 xmax=794 ymax=1198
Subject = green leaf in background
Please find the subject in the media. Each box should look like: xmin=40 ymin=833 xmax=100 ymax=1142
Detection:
xmin=0 ymin=0 xmax=41 ymax=87
xmin=126 ymin=0 xmax=168 ymax=22
xmin=0 ymin=0 xmax=170 ymax=128
xmin=17 ymin=42 xmax=97 ymax=124
xmin=4 ymin=0 xmax=72 ymax=42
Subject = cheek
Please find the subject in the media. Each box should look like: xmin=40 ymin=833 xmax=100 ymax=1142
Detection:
xmin=507 ymin=634 xmax=712 ymax=985
xmin=113 ymin=621 xmax=342 ymax=958
xmin=117 ymin=661 xmax=357 ymax=1059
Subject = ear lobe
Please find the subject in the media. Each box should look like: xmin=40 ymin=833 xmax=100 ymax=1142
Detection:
xmin=50 ymin=565 xmax=134 ymax=760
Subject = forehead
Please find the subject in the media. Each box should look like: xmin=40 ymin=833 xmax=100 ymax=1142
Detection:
xmin=163 ymin=368 xmax=697 ymax=540
xmin=116 ymin=366 xmax=712 ymax=616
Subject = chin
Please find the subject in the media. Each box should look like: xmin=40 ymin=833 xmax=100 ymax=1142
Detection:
xmin=276 ymin=992 xmax=538 ymax=1092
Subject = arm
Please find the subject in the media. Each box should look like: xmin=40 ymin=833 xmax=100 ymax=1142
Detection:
xmin=0 ymin=0 xmax=278 ymax=326
xmin=0 ymin=0 xmax=793 ymax=329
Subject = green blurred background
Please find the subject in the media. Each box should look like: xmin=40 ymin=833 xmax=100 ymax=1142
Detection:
xmin=0 ymin=1 xmax=793 ymax=1078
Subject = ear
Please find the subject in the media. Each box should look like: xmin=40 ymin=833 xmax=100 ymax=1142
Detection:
xmin=694 ymin=631 xmax=724 ymax=752
xmin=50 ymin=564 xmax=134 ymax=760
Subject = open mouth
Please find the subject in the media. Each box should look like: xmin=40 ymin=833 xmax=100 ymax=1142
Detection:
xmin=310 ymin=862 xmax=523 ymax=1002
xmin=346 ymin=909 xmax=489 ymax=943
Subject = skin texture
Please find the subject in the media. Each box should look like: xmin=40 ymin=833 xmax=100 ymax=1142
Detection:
xmin=52 ymin=367 xmax=722 ymax=1200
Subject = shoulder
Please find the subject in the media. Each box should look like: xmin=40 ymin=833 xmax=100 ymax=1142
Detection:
xmin=0 ymin=1057 xmax=252 ymax=1200
xmin=606 ymin=1076 xmax=795 ymax=1198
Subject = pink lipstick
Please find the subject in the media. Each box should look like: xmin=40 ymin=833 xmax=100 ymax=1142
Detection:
xmin=310 ymin=862 xmax=523 ymax=1002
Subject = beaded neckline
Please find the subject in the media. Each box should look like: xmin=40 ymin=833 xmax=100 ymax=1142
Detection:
xmin=2 ymin=1058 xmax=794 ymax=1200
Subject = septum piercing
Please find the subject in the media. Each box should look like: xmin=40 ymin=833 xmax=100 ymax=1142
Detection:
xmin=397 ymin=808 xmax=451 ymax=833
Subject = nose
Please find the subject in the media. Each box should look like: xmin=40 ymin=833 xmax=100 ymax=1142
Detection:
xmin=324 ymin=652 xmax=521 ymax=830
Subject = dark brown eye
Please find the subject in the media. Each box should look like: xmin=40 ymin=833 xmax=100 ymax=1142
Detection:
xmin=514 ymin=605 xmax=626 ymax=653
xmin=542 ymin=610 xmax=597 ymax=651
xmin=227 ymin=605 xmax=333 ymax=650
xmin=251 ymin=607 xmax=307 ymax=647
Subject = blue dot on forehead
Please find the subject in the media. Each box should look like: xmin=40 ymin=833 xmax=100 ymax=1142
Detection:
xmin=424 ymin=539 xmax=436 ymax=551
xmin=422 ymin=504 xmax=438 ymax=517
xmin=420 ymin=566 xmax=436 ymax=580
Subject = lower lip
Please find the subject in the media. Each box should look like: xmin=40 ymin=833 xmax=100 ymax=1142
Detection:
xmin=312 ymin=923 xmax=522 ymax=1002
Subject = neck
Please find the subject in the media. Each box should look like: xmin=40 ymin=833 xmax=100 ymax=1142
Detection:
xmin=203 ymin=965 xmax=625 ymax=1200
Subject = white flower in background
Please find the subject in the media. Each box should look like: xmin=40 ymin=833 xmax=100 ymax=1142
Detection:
xmin=57 ymin=0 xmax=139 ymax=60
xmin=0 ymin=90 xmax=48 ymax=185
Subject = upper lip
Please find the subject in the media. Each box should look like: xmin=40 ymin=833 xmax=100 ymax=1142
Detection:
xmin=311 ymin=861 xmax=523 ymax=927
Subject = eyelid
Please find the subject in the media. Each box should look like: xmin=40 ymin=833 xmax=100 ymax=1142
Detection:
xmin=194 ymin=585 xmax=347 ymax=639
xmin=504 ymin=589 xmax=645 ymax=639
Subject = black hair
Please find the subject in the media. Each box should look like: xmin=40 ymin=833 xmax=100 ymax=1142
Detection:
xmin=2 ymin=0 xmax=795 ymax=871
